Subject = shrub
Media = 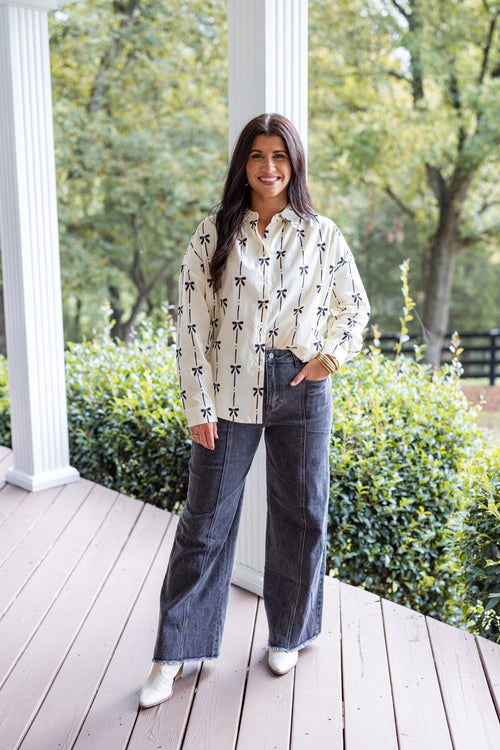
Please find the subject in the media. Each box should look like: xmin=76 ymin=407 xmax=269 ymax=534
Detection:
xmin=0 ymin=357 xmax=11 ymax=447
xmin=448 ymin=448 xmax=500 ymax=643
xmin=65 ymin=316 xmax=191 ymax=512
xmin=327 ymin=337 xmax=483 ymax=621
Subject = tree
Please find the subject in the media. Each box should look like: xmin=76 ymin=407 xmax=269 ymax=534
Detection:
xmin=50 ymin=0 xmax=228 ymax=340
xmin=309 ymin=0 xmax=500 ymax=365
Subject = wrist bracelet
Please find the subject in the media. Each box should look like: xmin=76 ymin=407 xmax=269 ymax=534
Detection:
xmin=315 ymin=352 xmax=339 ymax=374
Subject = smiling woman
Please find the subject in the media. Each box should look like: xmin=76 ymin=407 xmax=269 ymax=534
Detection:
xmin=139 ymin=112 xmax=370 ymax=710
xmin=245 ymin=135 xmax=292 ymax=231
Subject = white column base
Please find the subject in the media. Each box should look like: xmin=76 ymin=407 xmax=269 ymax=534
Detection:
xmin=232 ymin=563 xmax=264 ymax=599
xmin=5 ymin=465 xmax=79 ymax=493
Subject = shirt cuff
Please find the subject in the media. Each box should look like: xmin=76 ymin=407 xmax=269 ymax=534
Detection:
xmin=184 ymin=402 xmax=217 ymax=428
xmin=320 ymin=343 xmax=348 ymax=368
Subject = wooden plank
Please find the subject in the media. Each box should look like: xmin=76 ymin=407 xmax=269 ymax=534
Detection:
xmin=0 ymin=481 xmax=110 ymax=684
xmin=0 ymin=485 xmax=60 ymax=570
xmin=341 ymin=582 xmax=398 ymax=750
xmin=0 ymin=480 xmax=92 ymax=619
xmin=0 ymin=445 xmax=11 ymax=461
xmin=0 ymin=493 xmax=142 ymax=749
xmin=291 ymin=576 xmax=343 ymax=749
xmin=20 ymin=502 xmax=170 ymax=750
xmin=73 ymin=514 xmax=179 ymax=750
xmin=427 ymin=616 xmax=500 ymax=750
xmin=129 ymin=583 xmax=258 ymax=750
xmin=181 ymin=584 xmax=258 ymax=750
xmin=129 ymin=662 xmax=201 ymax=750
xmin=236 ymin=598 xmax=294 ymax=750
xmin=476 ymin=635 xmax=500 ymax=717
xmin=382 ymin=598 xmax=452 ymax=749
xmin=0 ymin=481 xmax=28 ymax=525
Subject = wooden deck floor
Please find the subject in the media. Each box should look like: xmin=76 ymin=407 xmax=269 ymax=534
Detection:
xmin=0 ymin=446 xmax=499 ymax=750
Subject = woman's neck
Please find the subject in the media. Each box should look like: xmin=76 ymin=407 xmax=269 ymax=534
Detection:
xmin=250 ymin=197 xmax=288 ymax=227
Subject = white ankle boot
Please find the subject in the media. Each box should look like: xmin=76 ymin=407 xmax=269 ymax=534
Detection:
xmin=139 ymin=662 xmax=183 ymax=708
xmin=268 ymin=648 xmax=298 ymax=676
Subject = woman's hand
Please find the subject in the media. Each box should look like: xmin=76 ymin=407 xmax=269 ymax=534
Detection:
xmin=190 ymin=421 xmax=218 ymax=450
xmin=290 ymin=357 xmax=330 ymax=386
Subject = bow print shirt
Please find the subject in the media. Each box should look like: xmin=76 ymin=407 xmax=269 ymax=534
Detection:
xmin=176 ymin=206 xmax=370 ymax=426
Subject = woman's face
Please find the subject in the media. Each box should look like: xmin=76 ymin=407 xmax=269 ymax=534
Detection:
xmin=245 ymin=135 xmax=292 ymax=206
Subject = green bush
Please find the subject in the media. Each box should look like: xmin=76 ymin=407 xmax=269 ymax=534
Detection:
xmin=0 ymin=292 xmax=491 ymax=628
xmin=327 ymin=343 xmax=483 ymax=621
xmin=448 ymin=448 xmax=500 ymax=642
xmin=0 ymin=358 xmax=11 ymax=447
xmin=0 ymin=318 xmax=191 ymax=511
xmin=65 ymin=317 xmax=191 ymax=511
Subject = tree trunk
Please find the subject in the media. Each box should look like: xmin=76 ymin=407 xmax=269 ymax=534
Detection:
xmin=422 ymin=162 xmax=473 ymax=368
xmin=422 ymin=235 xmax=459 ymax=369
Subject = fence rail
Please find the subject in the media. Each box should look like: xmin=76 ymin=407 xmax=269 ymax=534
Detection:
xmin=364 ymin=329 xmax=500 ymax=385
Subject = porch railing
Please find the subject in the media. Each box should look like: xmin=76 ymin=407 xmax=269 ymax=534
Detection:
xmin=364 ymin=329 xmax=500 ymax=385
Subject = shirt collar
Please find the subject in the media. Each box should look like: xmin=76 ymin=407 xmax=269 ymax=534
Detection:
xmin=242 ymin=205 xmax=304 ymax=228
xmin=279 ymin=205 xmax=303 ymax=227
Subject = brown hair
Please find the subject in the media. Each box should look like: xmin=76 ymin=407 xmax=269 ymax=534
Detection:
xmin=210 ymin=113 xmax=314 ymax=292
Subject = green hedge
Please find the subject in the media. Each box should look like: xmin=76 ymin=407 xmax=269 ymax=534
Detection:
xmin=0 ymin=320 xmax=191 ymax=511
xmin=0 ymin=360 xmax=10 ymax=448
xmin=327 ymin=344 xmax=483 ymax=621
xmin=0 ymin=315 xmax=491 ymax=627
xmin=64 ymin=318 xmax=191 ymax=511
xmin=448 ymin=448 xmax=500 ymax=643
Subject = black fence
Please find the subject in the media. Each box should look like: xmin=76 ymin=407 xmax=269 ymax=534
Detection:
xmin=365 ymin=329 xmax=500 ymax=385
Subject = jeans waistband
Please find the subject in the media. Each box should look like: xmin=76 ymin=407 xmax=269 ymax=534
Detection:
xmin=265 ymin=348 xmax=303 ymax=365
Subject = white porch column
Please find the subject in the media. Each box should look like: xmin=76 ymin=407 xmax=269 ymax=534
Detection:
xmin=228 ymin=0 xmax=308 ymax=596
xmin=227 ymin=0 xmax=308 ymax=150
xmin=0 ymin=0 xmax=80 ymax=491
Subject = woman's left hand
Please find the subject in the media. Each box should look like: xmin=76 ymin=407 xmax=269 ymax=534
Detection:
xmin=290 ymin=357 xmax=330 ymax=386
xmin=190 ymin=421 xmax=218 ymax=450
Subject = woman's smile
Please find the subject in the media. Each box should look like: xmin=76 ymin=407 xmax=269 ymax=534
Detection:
xmin=246 ymin=134 xmax=292 ymax=205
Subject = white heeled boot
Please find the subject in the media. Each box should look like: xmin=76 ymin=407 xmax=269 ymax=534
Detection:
xmin=268 ymin=648 xmax=298 ymax=676
xmin=139 ymin=662 xmax=183 ymax=708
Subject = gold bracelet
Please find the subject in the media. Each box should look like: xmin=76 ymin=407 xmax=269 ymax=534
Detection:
xmin=315 ymin=352 xmax=335 ymax=374
xmin=316 ymin=352 xmax=339 ymax=374
xmin=325 ymin=354 xmax=339 ymax=372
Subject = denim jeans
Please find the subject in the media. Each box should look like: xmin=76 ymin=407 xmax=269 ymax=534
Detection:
xmin=154 ymin=349 xmax=333 ymax=662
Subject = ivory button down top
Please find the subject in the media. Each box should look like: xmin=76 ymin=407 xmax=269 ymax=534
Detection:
xmin=176 ymin=206 xmax=370 ymax=427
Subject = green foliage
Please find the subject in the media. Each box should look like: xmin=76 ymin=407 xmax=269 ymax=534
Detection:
xmin=40 ymin=0 xmax=500 ymax=348
xmin=49 ymin=0 xmax=228 ymax=341
xmin=309 ymin=0 xmax=500 ymax=341
xmin=448 ymin=448 xmax=500 ymax=642
xmin=327 ymin=335 xmax=483 ymax=620
xmin=0 ymin=358 xmax=10 ymax=447
xmin=65 ymin=314 xmax=191 ymax=511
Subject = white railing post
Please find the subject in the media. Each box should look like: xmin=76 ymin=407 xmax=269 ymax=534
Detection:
xmin=0 ymin=0 xmax=81 ymax=491
xmin=228 ymin=0 xmax=308 ymax=595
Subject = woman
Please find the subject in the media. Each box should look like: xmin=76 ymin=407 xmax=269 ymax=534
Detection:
xmin=139 ymin=113 xmax=370 ymax=708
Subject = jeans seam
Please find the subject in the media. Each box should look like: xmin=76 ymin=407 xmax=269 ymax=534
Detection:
xmin=178 ymin=424 xmax=233 ymax=658
xmin=285 ymin=381 xmax=308 ymax=648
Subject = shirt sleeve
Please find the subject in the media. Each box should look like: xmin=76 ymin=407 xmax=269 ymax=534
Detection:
xmin=321 ymin=230 xmax=371 ymax=367
xmin=176 ymin=220 xmax=217 ymax=427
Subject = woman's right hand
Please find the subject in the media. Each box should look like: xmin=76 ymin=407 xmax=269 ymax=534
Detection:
xmin=190 ymin=421 xmax=218 ymax=450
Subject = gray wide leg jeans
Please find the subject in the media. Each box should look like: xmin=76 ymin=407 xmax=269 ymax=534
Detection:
xmin=154 ymin=349 xmax=333 ymax=663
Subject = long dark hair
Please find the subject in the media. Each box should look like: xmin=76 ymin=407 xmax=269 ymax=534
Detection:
xmin=210 ymin=113 xmax=314 ymax=292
